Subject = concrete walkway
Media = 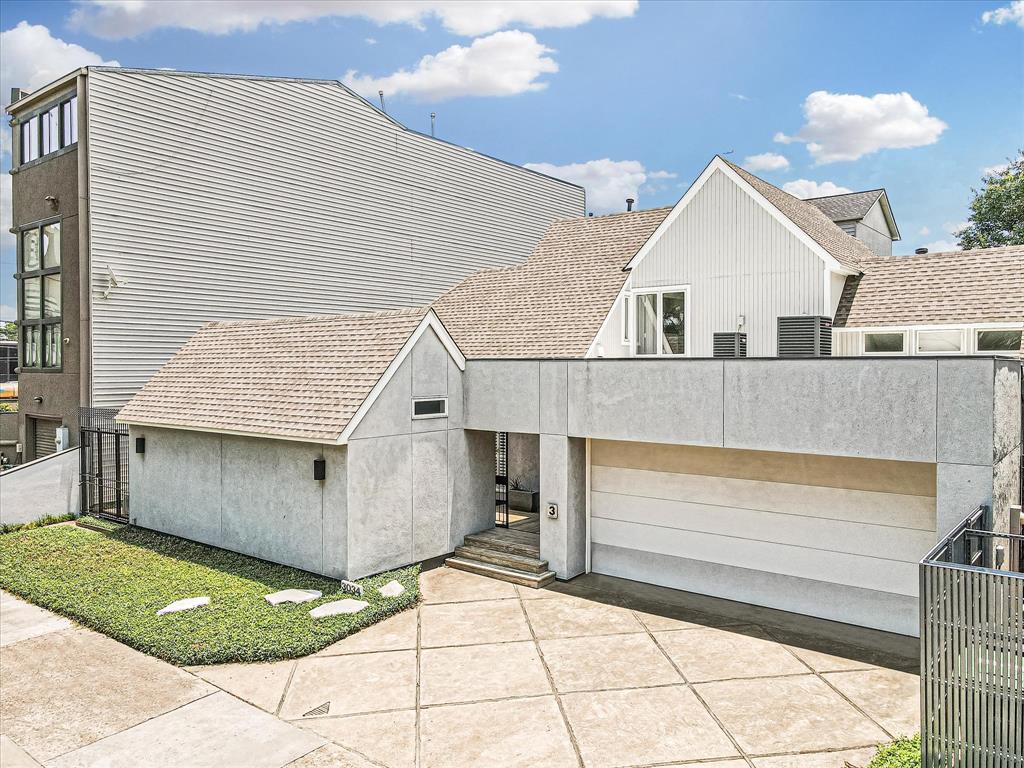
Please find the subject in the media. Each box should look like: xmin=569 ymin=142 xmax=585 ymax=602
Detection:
xmin=0 ymin=570 xmax=920 ymax=767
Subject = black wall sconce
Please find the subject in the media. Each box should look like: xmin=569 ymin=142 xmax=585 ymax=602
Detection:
xmin=135 ymin=437 xmax=145 ymax=454
xmin=313 ymin=458 xmax=326 ymax=481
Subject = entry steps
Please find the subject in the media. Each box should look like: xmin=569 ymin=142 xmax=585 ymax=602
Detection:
xmin=445 ymin=528 xmax=556 ymax=589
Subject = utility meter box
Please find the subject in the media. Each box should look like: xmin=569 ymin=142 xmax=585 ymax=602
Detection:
xmin=55 ymin=426 xmax=70 ymax=452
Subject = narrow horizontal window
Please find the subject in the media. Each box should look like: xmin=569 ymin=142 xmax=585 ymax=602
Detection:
xmin=864 ymin=332 xmax=905 ymax=354
xmin=917 ymin=329 xmax=963 ymax=354
xmin=412 ymin=398 xmax=448 ymax=418
xmin=976 ymin=329 xmax=1022 ymax=353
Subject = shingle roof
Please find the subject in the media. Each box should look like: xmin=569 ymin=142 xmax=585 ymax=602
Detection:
xmin=117 ymin=308 xmax=429 ymax=441
xmin=725 ymin=159 xmax=873 ymax=272
xmin=834 ymin=245 xmax=1024 ymax=329
xmin=433 ymin=207 xmax=671 ymax=358
xmin=805 ymin=190 xmax=884 ymax=222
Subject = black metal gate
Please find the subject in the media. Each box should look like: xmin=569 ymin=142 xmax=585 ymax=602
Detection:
xmin=495 ymin=431 xmax=509 ymax=528
xmin=79 ymin=407 xmax=129 ymax=522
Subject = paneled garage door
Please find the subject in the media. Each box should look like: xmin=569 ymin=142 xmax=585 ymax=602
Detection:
xmin=588 ymin=440 xmax=937 ymax=636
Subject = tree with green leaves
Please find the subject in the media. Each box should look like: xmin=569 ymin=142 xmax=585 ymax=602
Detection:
xmin=0 ymin=322 xmax=16 ymax=342
xmin=956 ymin=152 xmax=1023 ymax=249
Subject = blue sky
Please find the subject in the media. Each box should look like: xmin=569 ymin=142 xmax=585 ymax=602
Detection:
xmin=1 ymin=0 xmax=1022 ymax=320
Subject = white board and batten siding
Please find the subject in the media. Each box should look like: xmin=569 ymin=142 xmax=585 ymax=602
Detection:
xmin=588 ymin=440 xmax=938 ymax=636
xmin=593 ymin=169 xmax=832 ymax=358
xmin=85 ymin=69 xmax=584 ymax=405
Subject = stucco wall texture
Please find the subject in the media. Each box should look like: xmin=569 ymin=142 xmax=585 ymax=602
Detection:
xmin=129 ymin=355 xmax=1019 ymax=625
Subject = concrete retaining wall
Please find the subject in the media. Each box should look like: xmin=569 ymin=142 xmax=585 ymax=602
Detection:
xmin=0 ymin=447 xmax=79 ymax=525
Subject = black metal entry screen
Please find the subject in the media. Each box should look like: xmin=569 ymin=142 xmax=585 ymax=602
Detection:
xmin=495 ymin=431 xmax=508 ymax=528
xmin=79 ymin=407 xmax=129 ymax=522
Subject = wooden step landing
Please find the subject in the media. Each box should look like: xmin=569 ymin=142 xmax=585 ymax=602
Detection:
xmin=446 ymin=526 xmax=553 ymax=589
xmin=445 ymin=557 xmax=556 ymax=589
xmin=464 ymin=529 xmax=540 ymax=559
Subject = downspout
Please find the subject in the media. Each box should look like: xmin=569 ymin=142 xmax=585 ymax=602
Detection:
xmin=76 ymin=70 xmax=90 ymax=516
xmin=77 ymin=70 xmax=91 ymax=409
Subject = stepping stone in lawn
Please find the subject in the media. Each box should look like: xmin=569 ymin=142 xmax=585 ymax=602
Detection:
xmin=157 ymin=596 xmax=210 ymax=615
xmin=378 ymin=580 xmax=405 ymax=598
xmin=309 ymin=599 xmax=368 ymax=619
xmin=265 ymin=589 xmax=322 ymax=605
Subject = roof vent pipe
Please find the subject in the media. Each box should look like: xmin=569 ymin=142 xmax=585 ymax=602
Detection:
xmin=626 ymin=198 xmax=635 ymax=212
xmin=430 ymin=112 xmax=436 ymax=137
xmin=915 ymin=247 xmax=928 ymax=255
xmin=378 ymin=90 xmax=386 ymax=113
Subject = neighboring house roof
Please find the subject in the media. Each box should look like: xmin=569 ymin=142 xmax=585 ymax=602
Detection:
xmin=724 ymin=160 xmax=875 ymax=272
xmin=117 ymin=307 xmax=457 ymax=443
xmin=834 ymin=245 xmax=1024 ymax=328
xmin=805 ymin=189 xmax=901 ymax=241
xmin=434 ymin=207 xmax=672 ymax=358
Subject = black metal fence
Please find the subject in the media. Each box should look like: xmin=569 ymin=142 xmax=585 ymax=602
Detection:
xmin=920 ymin=505 xmax=1024 ymax=766
xmin=79 ymin=407 xmax=129 ymax=522
xmin=495 ymin=431 xmax=508 ymax=528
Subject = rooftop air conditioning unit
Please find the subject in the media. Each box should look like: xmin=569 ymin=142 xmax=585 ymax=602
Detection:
xmin=777 ymin=316 xmax=832 ymax=358
xmin=713 ymin=332 xmax=747 ymax=358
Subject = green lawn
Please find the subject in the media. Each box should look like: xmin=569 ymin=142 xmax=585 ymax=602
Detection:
xmin=0 ymin=519 xmax=419 ymax=665
xmin=867 ymin=735 xmax=921 ymax=768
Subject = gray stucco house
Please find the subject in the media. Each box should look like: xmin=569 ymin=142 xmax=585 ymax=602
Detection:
xmin=118 ymin=155 xmax=1022 ymax=638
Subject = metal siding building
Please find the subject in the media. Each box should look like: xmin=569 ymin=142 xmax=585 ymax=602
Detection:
xmin=85 ymin=69 xmax=584 ymax=405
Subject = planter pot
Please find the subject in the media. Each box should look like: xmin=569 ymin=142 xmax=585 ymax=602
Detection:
xmin=509 ymin=489 xmax=540 ymax=514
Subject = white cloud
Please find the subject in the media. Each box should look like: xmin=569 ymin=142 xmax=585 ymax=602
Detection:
xmin=742 ymin=152 xmax=790 ymax=172
xmin=0 ymin=22 xmax=118 ymax=127
xmin=364 ymin=36 xmax=377 ymax=45
xmin=944 ymin=220 xmax=969 ymax=233
xmin=730 ymin=93 xmax=749 ymax=101
xmin=69 ymin=0 xmax=638 ymax=38
xmin=781 ymin=179 xmax=853 ymax=198
xmin=523 ymin=158 xmax=671 ymax=214
xmin=982 ymin=162 xmax=1010 ymax=176
xmin=918 ymin=226 xmax=931 ymax=236
xmin=921 ymin=239 xmax=961 ymax=253
xmin=344 ymin=31 xmax=556 ymax=102
xmin=775 ymin=91 xmax=947 ymax=164
xmin=0 ymin=305 xmax=15 ymax=322
xmin=982 ymin=1 xmax=1024 ymax=27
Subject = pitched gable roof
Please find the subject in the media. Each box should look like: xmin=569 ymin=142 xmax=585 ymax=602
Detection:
xmin=805 ymin=190 xmax=884 ymax=222
xmin=117 ymin=308 xmax=434 ymax=442
xmin=433 ymin=207 xmax=671 ymax=358
xmin=724 ymin=159 xmax=874 ymax=272
xmin=834 ymin=245 xmax=1024 ymax=328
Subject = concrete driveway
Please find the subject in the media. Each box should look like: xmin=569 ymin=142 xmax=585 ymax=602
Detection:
xmin=1 ymin=569 xmax=919 ymax=767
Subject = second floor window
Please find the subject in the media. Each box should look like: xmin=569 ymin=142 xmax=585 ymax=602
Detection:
xmin=19 ymin=222 xmax=62 ymax=370
xmin=19 ymin=95 xmax=78 ymax=165
xmin=635 ymin=288 xmax=689 ymax=356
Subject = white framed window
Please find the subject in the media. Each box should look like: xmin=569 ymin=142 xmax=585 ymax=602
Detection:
xmin=976 ymin=328 xmax=1023 ymax=354
xmin=412 ymin=397 xmax=448 ymax=419
xmin=633 ymin=285 xmax=689 ymax=356
xmin=916 ymin=328 xmax=964 ymax=354
xmin=863 ymin=331 xmax=906 ymax=355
